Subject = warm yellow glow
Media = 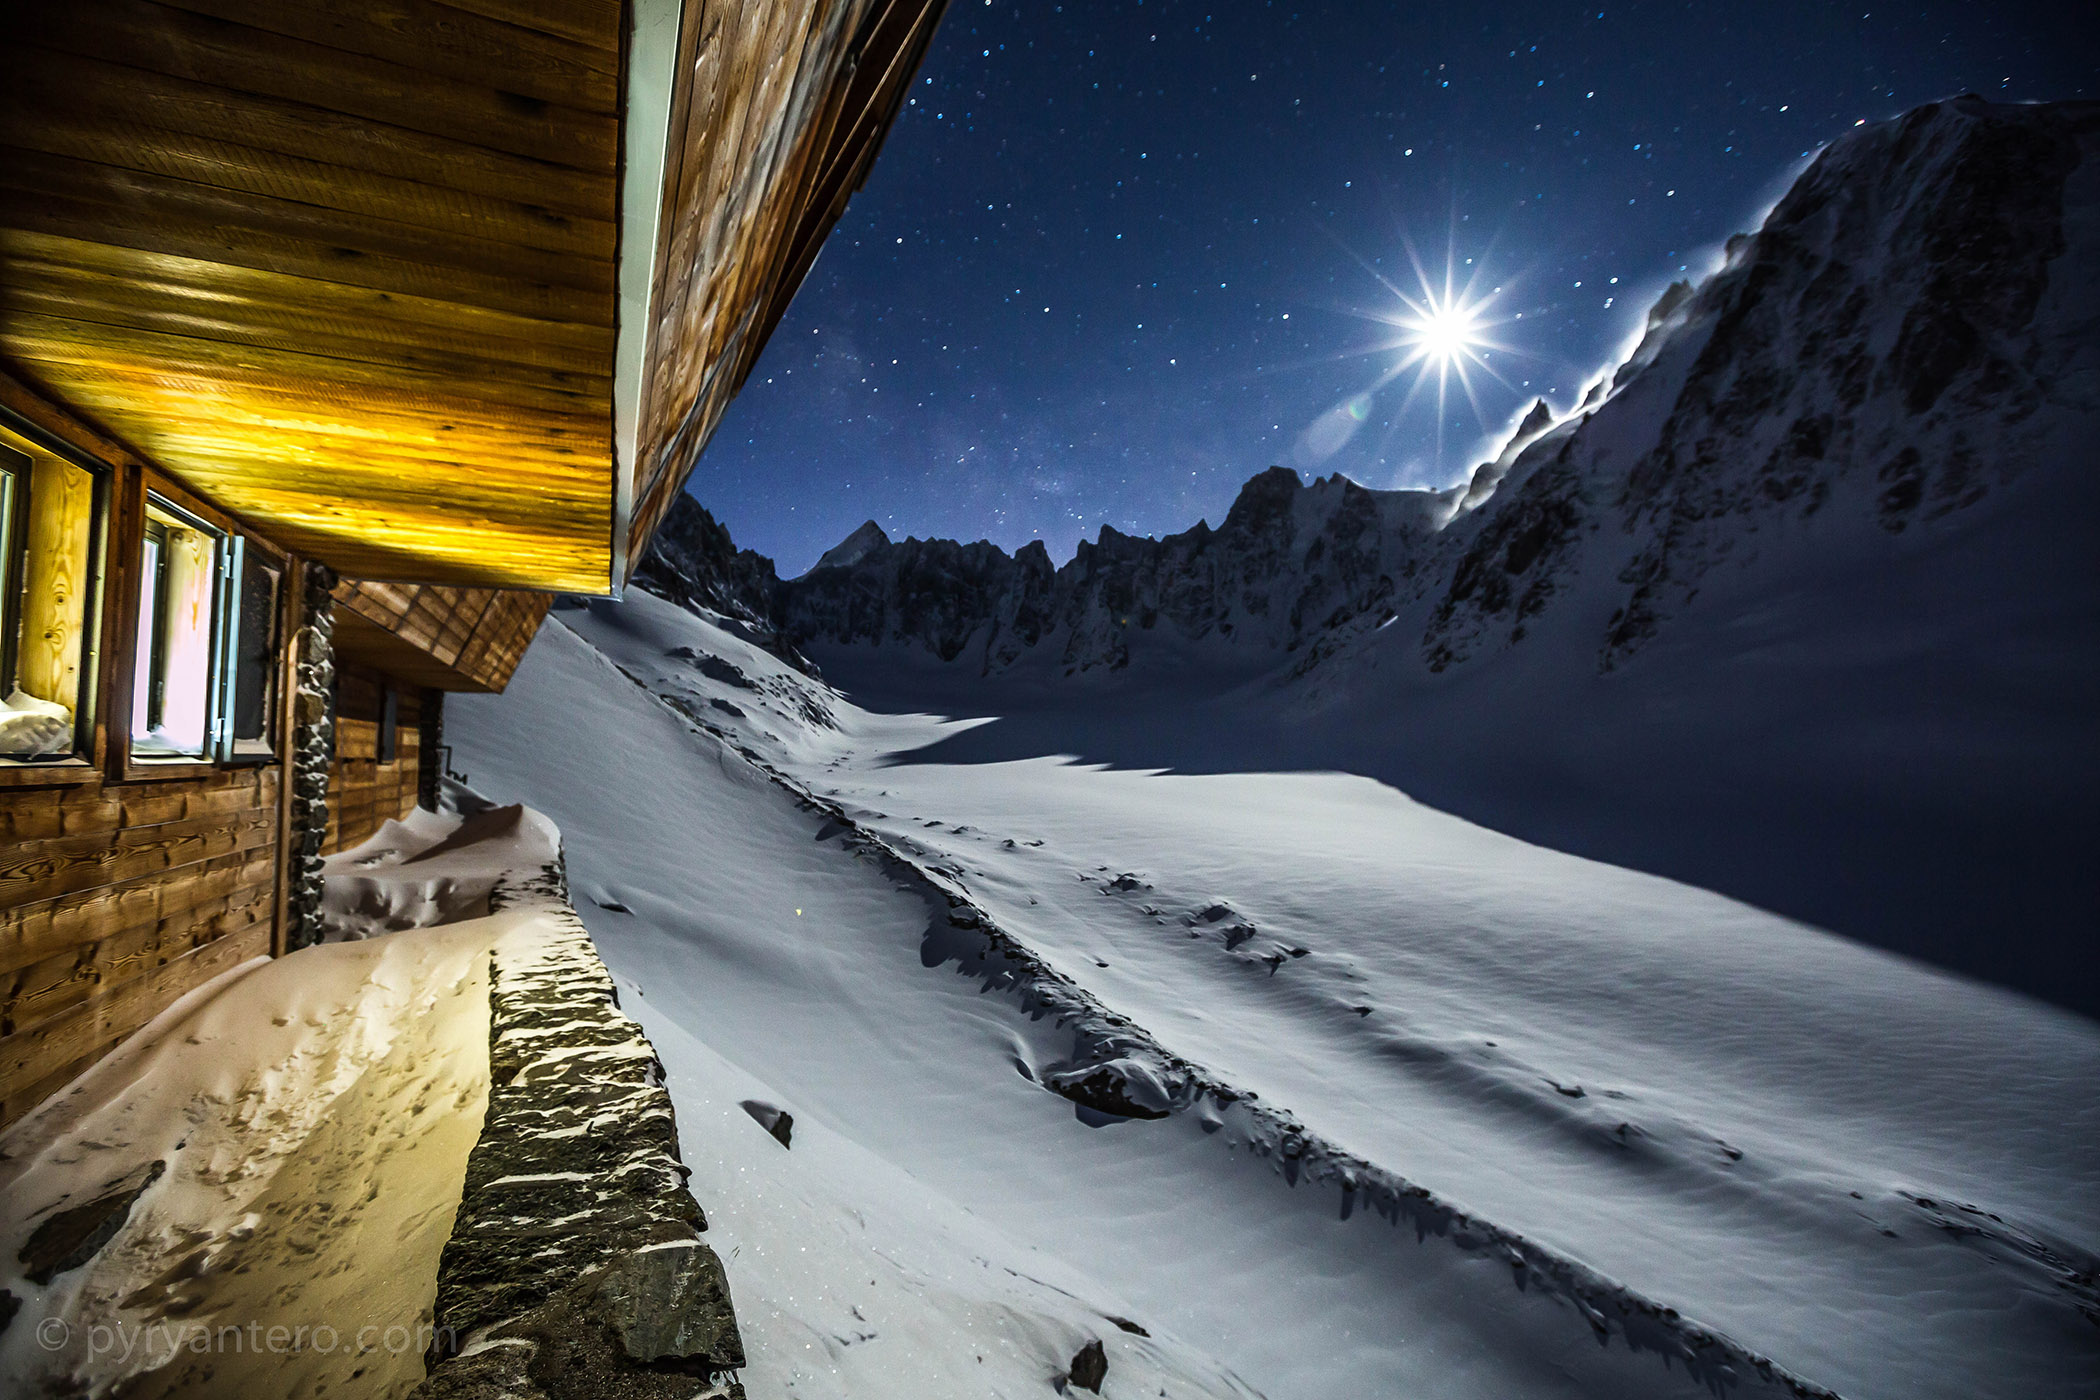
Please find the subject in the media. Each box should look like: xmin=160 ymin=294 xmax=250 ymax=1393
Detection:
xmin=1 ymin=425 xmax=93 ymax=763
xmin=4 ymin=234 xmax=617 ymax=593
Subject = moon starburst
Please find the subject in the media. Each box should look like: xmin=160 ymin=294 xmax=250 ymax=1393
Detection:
xmin=1371 ymin=241 xmax=1525 ymax=469
xmin=1284 ymin=225 xmax=1538 ymax=480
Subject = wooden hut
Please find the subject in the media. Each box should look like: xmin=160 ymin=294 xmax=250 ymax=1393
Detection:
xmin=0 ymin=0 xmax=948 ymax=1125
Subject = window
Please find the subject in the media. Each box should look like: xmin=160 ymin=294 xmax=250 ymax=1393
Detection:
xmin=132 ymin=497 xmax=225 ymax=760
xmin=376 ymin=684 xmax=398 ymax=763
xmin=222 ymin=542 xmax=282 ymax=762
xmin=130 ymin=496 xmax=282 ymax=765
xmin=0 ymin=428 xmax=102 ymax=765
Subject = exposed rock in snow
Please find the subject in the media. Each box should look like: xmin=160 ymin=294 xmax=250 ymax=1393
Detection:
xmin=1045 ymin=1058 xmax=1173 ymax=1122
xmin=739 ymin=1101 xmax=795 ymax=1148
xmin=17 ymin=1159 xmax=164 ymax=1286
xmin=1067 ymin=1336 xmax=1109 ymax=1393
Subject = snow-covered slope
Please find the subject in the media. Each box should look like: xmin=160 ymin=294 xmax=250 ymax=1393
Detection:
xmin=638 ymin=97 xmax=2100 ymax=1013
xmin=447 ymin=589 xmax=2100 ymax=1400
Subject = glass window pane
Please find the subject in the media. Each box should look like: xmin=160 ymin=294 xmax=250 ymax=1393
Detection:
xmin=229 ymin=554 xmax=281 ymax=757
xmin=132 ymin=530 xmax=161 ymax=739
xmin=133 ymin=499 xmax=222 ymax=760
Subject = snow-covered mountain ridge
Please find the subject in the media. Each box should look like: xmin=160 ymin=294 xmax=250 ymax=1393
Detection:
xmin=645 ymin=97 xmax=2096 ymax=686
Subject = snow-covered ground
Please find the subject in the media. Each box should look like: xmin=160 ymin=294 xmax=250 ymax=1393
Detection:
xmin=446 ymin=590 xmax=2100 ymax=1400
xmin=0 ymin=808 xmax=562 ymax=1400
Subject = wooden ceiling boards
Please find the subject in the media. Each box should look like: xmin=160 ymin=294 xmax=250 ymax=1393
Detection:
xmin=0 ymin=0 xmax=947 ymax=595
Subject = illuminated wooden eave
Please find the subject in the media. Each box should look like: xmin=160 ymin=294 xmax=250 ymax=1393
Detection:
xmin=0 ymin=0 xmax=951 ymax=596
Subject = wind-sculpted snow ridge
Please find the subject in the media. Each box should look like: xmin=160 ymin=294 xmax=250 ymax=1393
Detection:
xmin=790 ymin=809 xmax=1848 ymax=1400
xmin=589 ymin=638 xmax=1843 ymax=1400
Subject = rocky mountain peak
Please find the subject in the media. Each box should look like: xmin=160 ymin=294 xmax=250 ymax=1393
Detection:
xmin=1416 ymin=95 xmax=2097 ymax=673
xmin=812 ymin=519 xmax=892 ymax=573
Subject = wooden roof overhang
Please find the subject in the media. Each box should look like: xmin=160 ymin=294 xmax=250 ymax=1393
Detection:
xmin=1 ymin=0 xmax=627 ymax=592
xmin=0 ymin=0 xmax=949 ymax=599
xmin=628 ymin=0 xmax=949 ymax=580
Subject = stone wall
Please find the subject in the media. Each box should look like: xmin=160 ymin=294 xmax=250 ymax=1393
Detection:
xmin=413 ymin=863 xmax=745 ymax=1399
xmin=417 ymin=689 xmax=445 ymax=812
xmin=284 ymin=563 xmax=336 ymax=952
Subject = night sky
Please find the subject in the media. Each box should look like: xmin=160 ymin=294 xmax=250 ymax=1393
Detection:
xmin=680 ymin=0 xmax=2089 ymax=574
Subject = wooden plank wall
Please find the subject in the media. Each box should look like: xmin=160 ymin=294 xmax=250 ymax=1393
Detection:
xmin=0 ymin=768 xmax=279 ymax=1126
xmin=0 ymin=0 xmax=626 ymax=592
xmin=0 ymin=383 xmax=531 ymax=1131
xmin=326 ymin=662 xmax=422 ymax=854
xmin=629 ymin=0 xmax=951 ymax=572
xmin=0 ymin=369 xmax=292 ymax=1131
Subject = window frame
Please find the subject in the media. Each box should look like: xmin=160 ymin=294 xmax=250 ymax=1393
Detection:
xmin=114 ymin=472 xmax=292 ymax=779
xmin=117 ymin=475 xmax=221 ymax=779
xmin=0 ymin=441 xmax=27 ymax=699
xmin=0 ymin=413 xmax=111 ymax=781
xmin=128 ymin=491 xmax=232 ymax=767
xmin=215 ymin=535 xmax=287 ymax=766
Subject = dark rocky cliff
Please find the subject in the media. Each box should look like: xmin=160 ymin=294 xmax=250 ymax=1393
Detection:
xmin=643 ymin=465 xmax=1457 ymax=676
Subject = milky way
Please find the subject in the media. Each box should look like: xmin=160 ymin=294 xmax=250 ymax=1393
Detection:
xmin=679 ymin=0 xmax=2088 ymax=573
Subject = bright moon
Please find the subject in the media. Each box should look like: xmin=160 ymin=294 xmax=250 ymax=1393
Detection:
xmin=1310 ymin=236 xmax=1526 ymax=474
xmin=1411 ymin=297 xmax=1482 ymax=366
